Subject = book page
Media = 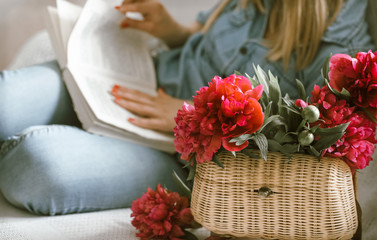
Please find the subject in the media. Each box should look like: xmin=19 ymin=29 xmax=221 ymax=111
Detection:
xmin=67 ymin=0 xmax=156 ymax=95
xmin=67 ymin=66 xmax=173 ymax=142
xmin=56 ymin=0 xmax=82 ymax=53
xmin=44 ymin=6 xmax=67 ymax=67
xmin=62 ymin=69 xmax=175 ymax=152
xmin=44 ymin=1 xmax=82 ymax=68
xmin=63 ymin=0 xmax=173 ymax=145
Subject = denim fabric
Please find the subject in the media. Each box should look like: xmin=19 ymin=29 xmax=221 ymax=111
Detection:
xmin=0 ymin=62 xmax=185 ymax=215
xmin=0 ymin=61 xmax=80 ymax=140
xmin=156 ymin=0 xmax=375 ymax=99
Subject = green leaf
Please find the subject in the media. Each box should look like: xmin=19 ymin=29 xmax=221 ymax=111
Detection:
xmin=280 ymin=97 xmax=304 ymax=132
xmin=312 ymin=123 xmax=350 ymax=151
xmin=362 ymin=108 xmax=377 ymax=123
xmin=259 ymin=115 xmax=282 ymax=132
xmin=251 ymin=133 xmax=268 ymax=161
xmin=296 ymin=79 xmax=307 ymax=100
xmin=281 ymin=96 xmax=298 ymax=109
xmin=268 ymin=139 xmax=299 ymax=154
xmin=268 ymin=70 xmax=282 ymax=115
xmin=324 ymin=78 xmax=351 ymax=100
xmin=183 ymin=157 xmax=194 ymax=168
xmin=234 ymin=70 xmax=242 ymax=76
xmin=273 ymin=130 xmax=296 ymax=144
xmin=183 ymin=230 xmax=199 ymax=240
xmin=213 ymin=154 xmax=224 ymax=168
xmin=309 ymin=124 xmax=320 ymax=133
xmin=321 ymin=53 xmax=332 ymax=81
xmin=281 ymin=104 xmax=302 ymax=115
xmin=245 ymin=73 xmax=259 ymax=88
xmin=229 ymin=134 xmax=252 ymax=146
xmin=253 ymin=64 xmax=270 ymax=95
xmin=267 ymin=139 xmax=285 ymax=152
xmin=283 ymin=143 xmax=300 ymax=154
xmin=187 ymin=165 xmax=196 ymax=181
xmin=307 ymin=145 xmax=321 ymax=158
xmin=263 ymin=101 xmax=272 ymax=119
xmin=241 ymin=148 xmax=260 ymax=158
xmin=172 ymin=170 xmax=192 ymax=200
xmin=296 ymin=119 xmax=307 ymax=132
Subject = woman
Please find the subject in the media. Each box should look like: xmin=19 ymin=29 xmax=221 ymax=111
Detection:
xmin=0 ymin=0 xmax=373 ymax=215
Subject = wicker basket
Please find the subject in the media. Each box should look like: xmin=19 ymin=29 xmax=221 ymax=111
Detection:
xmin=190 ymin=150 xmax=358 ymax=240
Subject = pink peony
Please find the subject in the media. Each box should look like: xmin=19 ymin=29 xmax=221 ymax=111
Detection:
xmin=328 ymin=50 xmax=377 ymax=108
xmin=173 ymin=102 xmax=222 ymax=164
xmin=295 ymin=99 xmax=308 ymax=108
xmin=325 ymin=112 xmax=377 ymax=172
xmin=131 ymin=184 xmax=194 ymax=240
xmin=311 ymin=85 xmax=377 ymax=171
xmin=311 ymin=85 xmax=355 ymax=127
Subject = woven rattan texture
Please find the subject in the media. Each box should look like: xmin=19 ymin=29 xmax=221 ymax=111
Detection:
xmin=191 ymin=151 xmax=357 ymax=239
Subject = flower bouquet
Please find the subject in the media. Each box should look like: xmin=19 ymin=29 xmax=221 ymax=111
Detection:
xmin=172 ymin=51 xmax=377 ymax=239
xmin=130 ymin=51 xmax=377 ymax=240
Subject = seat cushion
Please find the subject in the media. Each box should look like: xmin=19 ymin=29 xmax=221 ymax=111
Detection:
xmin=0 ymin=192 xmax=210 ymax=240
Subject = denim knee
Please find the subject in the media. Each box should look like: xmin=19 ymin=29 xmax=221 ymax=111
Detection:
xmin=0 ymin=125 xmax=83 ymax=215
xmin=0 ymin=61 xmax=79 ymax=140
xmin=0 ymin=125 xmax=187 ymax=215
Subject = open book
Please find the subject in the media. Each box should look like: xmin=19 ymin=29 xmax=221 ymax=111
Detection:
xmin=44 ymin=0 xmax=175 ymax=152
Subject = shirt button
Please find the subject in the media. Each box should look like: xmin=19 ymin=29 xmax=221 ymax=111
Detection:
xmin=239 ymin=46 xmax=248 ymax=55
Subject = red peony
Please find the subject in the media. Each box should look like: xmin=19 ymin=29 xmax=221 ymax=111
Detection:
xmin=328 ymin=50 xmax=377 ymax=108
xmin=325 ymin=111 xmax=377 ymax=171
xmin=311 ymin=85 xmax=377 ymax=171
xmin=131 ymin=184 xmax=194 ymax=240
xmin=193 ymin=74 xmax=264 ymax=152
xmin=311 ymin=85 xmax=355 ymax=127
xmin=173 ymin=102 xmax=222 ymax=164
xmin=174 ymin=75 xmax=264 ymax=164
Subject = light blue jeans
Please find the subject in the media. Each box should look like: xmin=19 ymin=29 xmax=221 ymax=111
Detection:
xmin=0 ymin=61 xmax=186 ymax=215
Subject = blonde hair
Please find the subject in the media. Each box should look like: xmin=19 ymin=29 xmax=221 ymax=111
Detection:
xmin=202 ymin=0 xmax=344 ymax=70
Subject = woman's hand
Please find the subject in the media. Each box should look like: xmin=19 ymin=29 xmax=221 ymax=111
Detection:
xmin=111 ymin=85 xmax=191 ymax=133
xmin=115 ymin=0 xmax=201 ymax=48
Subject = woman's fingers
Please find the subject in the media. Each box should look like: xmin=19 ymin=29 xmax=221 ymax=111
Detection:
xmin=113 ymin=95 xmax=159 ymax=117
xmin=121 ymin=0 xmax=150 ymax=5
xmin=117 ymin=1 xmax=159 ymax=31
xmin=120 ymin=18 xmax=154 ymax=31
xmin=111 ymin=85 xmax=155 ymax=105
xmin=110 ymin=85 xmax=186 ymax=132
xmin=116 ymin=1 xmax=153 ymax=16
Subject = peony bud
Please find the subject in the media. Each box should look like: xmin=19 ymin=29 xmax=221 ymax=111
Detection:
xmin=302 ymin=105 xmax=320 ymax=123
xmin=298 ymin=130 xmax=314 ymax=146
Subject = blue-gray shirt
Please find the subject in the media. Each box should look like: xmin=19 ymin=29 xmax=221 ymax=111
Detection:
xmin=155 ymin=0 xmax=374 ymax=100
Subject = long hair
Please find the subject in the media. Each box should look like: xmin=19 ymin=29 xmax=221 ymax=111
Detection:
xmin=202 ymin=0 xmax=344 ymax=70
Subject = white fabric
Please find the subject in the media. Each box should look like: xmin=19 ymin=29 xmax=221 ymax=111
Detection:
xmin=0 ymin=193 xmax=210 ymax=240
xmin=7 ymin=31 xmax=55 ymax=70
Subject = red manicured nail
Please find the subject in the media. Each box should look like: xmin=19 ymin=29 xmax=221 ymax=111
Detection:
xmin=114 ymin=96 xmax=122 ymax=102
xmin=114 ymin=6 xmax=121 ymax=10
xmin=128 ymin=118 xmax=135 ymax=122
xmin=112 ymin=84 xmax=120 ymax=94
